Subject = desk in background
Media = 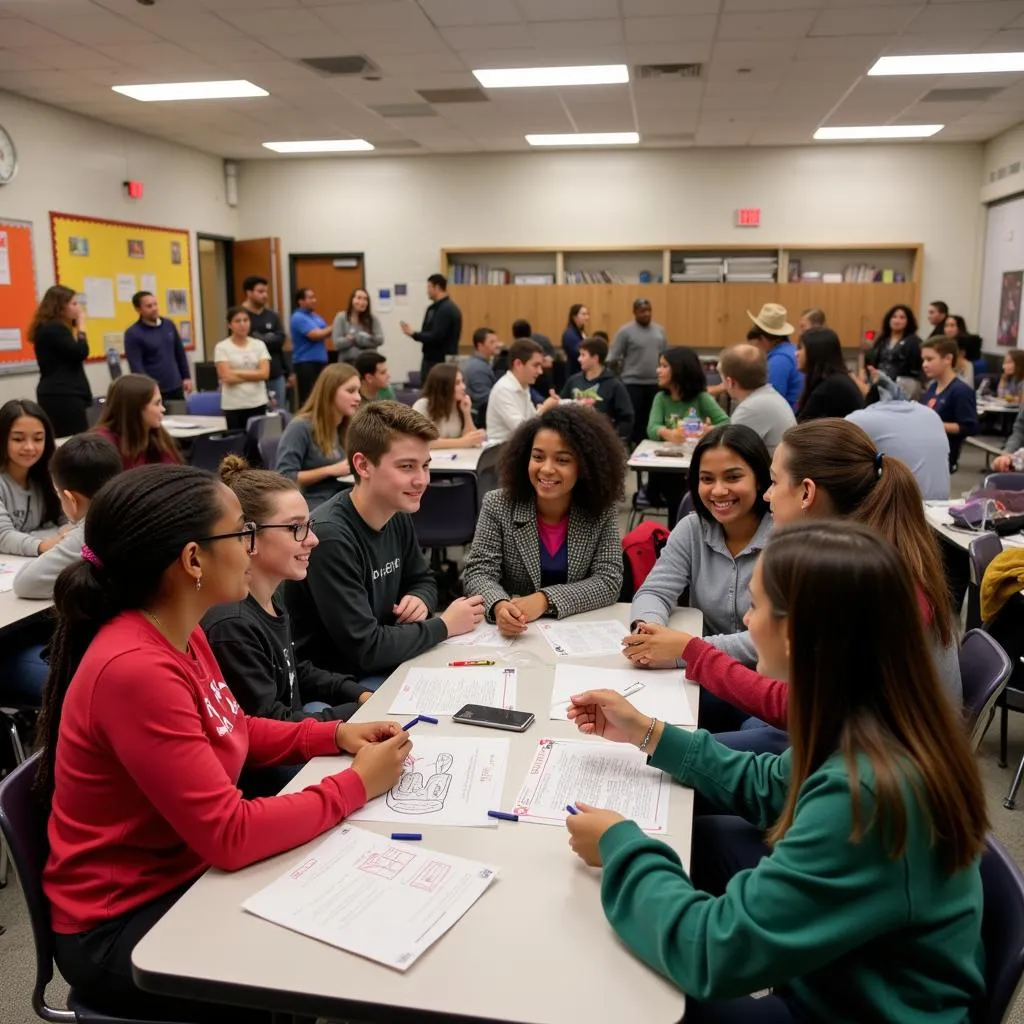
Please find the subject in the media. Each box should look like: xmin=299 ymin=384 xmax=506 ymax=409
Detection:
xmin=161 ymin=415 xmax=229 ymax=440
xmin=923 ymin=501 xmax=1024 ymax=553
xmin=0 ymin=555 xmax=53 ymax=637
xmin=133 ymin=604 xmax=702 ymax=1024
xmin=628 ymin=439 xmax=692 ymax=473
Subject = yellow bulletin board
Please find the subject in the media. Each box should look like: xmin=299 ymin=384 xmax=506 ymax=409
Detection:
xmin=50 ymin=212 xmax=194 ymax=360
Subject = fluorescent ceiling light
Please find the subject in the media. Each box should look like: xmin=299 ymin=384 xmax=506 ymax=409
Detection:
xmin=112 ymin=80 xmax=268 ymax=102
xmin=474 ymin=64 xmax=628 ymax=88
xmin=262 ymin=139 xmax=374 ymax=153
xmin=869 ymin=52 xmax=1024 ymax=76
xmin=526 ymin=132 xmax=640 ymax=147
xmin=814 ymin=125 xmax=943 ymax=140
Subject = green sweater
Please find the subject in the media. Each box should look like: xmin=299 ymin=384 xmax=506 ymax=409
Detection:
xmin=647 ymin=391 xmax=729 ymax=440
xmin=597 ymin=727 xmax=984 ymax=1021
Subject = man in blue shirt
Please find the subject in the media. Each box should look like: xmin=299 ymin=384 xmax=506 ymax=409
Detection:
xmin=123 ymin=291 xmax=192 ymax=402
xmin=746 ymin=303 xmax=803 ymax=411
xmin=920 ymin=335 xmax=979 ymax=471
xmin=290 ymin=287 xmax=332 ymax=407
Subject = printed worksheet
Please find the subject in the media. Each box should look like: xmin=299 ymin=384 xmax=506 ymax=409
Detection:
xmin=537 ymin=619 xmax=628 ymax=658
xmin=242 ymin=825 xmax=497 ymax=972
xmin=512 ymin=737 xmax=671 ymax=834
xmin=388 ymin=666 xmax=517 ymax=715
xmin=549 ymin=665 xmax=696 ymax=727
xmin=440 ymin=622 xmax=514 ymax=649
xmin=348 ymin=736 xmax=509 ymax=828
xmin=0 ymin=562 xmax=19 ymax=594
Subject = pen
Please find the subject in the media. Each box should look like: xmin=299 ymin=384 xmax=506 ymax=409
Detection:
xmin=449 ymin=660 xmax=495 ymax=667
xmin=566 ymin=805 xmax=579 ymax=815
xmin=401 ymin=716 xmax=420 ymax=731
xmin=418 ymin=714 xmax=439 ymax=724
xmin=487 ymin=810 xmax=519 ymax=822
xmin=391 ymin=833 xmax=422 ymax=841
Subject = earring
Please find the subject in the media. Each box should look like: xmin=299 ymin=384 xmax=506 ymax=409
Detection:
xmin=195 ymin=576 xmax=202 ymax=591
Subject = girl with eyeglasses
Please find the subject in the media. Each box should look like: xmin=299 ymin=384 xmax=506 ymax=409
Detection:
xmin=37 ymin=463 xmax=411 ymax=1023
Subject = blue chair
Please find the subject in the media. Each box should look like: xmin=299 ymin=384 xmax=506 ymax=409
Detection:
xmin=405 ymin=370 xmax=422 ymax=389
xmin=959 ymin=629 xmax=1012 ymax=751
xmin=984 ymin=473 xmax=1024 ymax=491
xmin=412 ymin=475 xmax=478 ymax=568
xmin=188 ymin=432 xmax=246 ymax=473
xmin=978 ymin=835 xmax=1024 ymax=1023
xmin=185 ymin=391 xmax=221 ymax=416
xmin=0 ymin=753 xmax=190 ymax=1023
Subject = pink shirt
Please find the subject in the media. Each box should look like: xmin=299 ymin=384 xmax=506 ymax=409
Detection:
xmin=537 ymin=515 xmax=568 ymax=557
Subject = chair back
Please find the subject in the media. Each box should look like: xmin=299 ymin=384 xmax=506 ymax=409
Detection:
xmin=676 ymin=492 xmax=695 ymax=523
xmin=984 ymin=473 xmax=1024 ymax=491
xmin=405 ymin=370 xmax=422 ymax=389
xmin=413 ymin=475 xmax=478 ymax=549
xmin=188 ymin=432 xmax=246 ymax=473
xmin=185 ymin=391 xmax=222 ymax=416
xmin=394 ymin=388 xmax=421 ymax=406
xmin=959 ymin=629 xmax=1012 ymax=750
xmin=246 ymin=412 xmax=286 ymax=442
xmin=106 ymin=347 xmax=122 ymax=381
xmin=258 ymin=434 xmax=281 ymax=472
xmin=193 ymin=361 xmax=219 ymax=392
xmin=474 ymin=442 xmax=504 ymax=508
xmin=966 ymin=532 xmax=1005 ymax=631
xmin=979 ymin=835 xmax=1024 ymax=1023
xmin=163 ymin=399 xmax=188 ymax=416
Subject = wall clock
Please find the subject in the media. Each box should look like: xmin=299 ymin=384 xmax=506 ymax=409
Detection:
xmin=0 ymin=124 xmax=19 ymax=185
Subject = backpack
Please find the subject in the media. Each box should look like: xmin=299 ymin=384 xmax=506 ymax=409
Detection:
xmin=620 ymin=521 xmax=670 ymax=602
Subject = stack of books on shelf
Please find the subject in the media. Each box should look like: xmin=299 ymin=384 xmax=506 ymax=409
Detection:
xmin=843 ymin=264 xmax=905 ymax=283
xmin=562 ymin=270 xmax=627 ymax=283
xmin=450 ymin=264 xmax=512 ymax=285
xmin=670 ymin=257 xmax=724 ymax=283
xmin=724 ymin=256 xmax=777 ymax=283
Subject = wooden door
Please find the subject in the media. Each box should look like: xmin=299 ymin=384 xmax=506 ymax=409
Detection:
xmin=232 ymin=237 xmax=283 ymax=308
xmin=291 ymin=255 xmax=365 ymax=351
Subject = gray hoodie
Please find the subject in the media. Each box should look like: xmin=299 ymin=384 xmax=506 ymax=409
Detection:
xmin=0 ymin=473 xmax=56 ymax=556
xmin=14 ymin=521 xmax=83 ymax=599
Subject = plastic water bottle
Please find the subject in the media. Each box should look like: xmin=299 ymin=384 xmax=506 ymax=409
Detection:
xmin=978 ymin=378 xmax=992 ymax=399
xmin=683 ymin=411 xmax=702 ymax=440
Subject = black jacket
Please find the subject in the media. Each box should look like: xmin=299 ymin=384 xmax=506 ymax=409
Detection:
xmin=797 ymin=372 xmax=864 ymax=422
xmin=866 ymin=333 xmax=923 ymax=381
xmin=202 ymin=594 xmax=369 ymax=721
xmin=33 ymin=321 xmax=90 ymax=400
xmin=245 ymin=306 xmax=290 ymax=379
xmin=413 ymin=295 xmax=462 ymax=362
xmin=561 ymin=369 xmax=635 ymax=443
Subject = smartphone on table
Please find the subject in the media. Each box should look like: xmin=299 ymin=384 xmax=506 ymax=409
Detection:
xmin=452 ymin=704 xmax=535 ymax=733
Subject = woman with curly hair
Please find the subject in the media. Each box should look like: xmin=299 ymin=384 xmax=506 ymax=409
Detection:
xmin=463 ymin=405 xmax=625 ymax=635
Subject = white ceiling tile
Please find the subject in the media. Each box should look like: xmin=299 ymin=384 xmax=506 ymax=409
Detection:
xmin=370 ymin=50 xmax=470 ymax=74
xmin=625 ymin=14 xmax=719 ymax=42
xmin=439 ymin=24 xmax=534 ymax=50
xmin=515 ymin=0 xmax=622 ymax=23
xmin=976 ymin=27 xmax=1024 ymax=47
xmin=0 ymin=48 xmax=54 ymax=70
xmin=882 ymin=31 xmax=995 ymax=53
xmin=907 ymin=2 xmax=1024 ymax=33
xmin=175 ymin=36 xmax=283 ymax=62
xmin=257 ymin=33 xmax=370 ymax=58
xmin=192 ymin=0 xmax=302 ymax=7
xmin=526 ymin=19 xmax=625 ymax=46
xmin=214 ymin=6 xmax=328 ymax=34
xmin=811 ymin=6 xmax=918 ymax=35
xmin=354 ymin=29 xmax=451 ymax=55
xmin=417 ymin=0 xmax=524 ymax=27
xmin=695 ymin=122 xmax=756 ymax=143
xmin=457 ymin=45 xmax=626 ymax=67
xmin=30 ymin=11 xmax=164 ymax=44
xmin=623 ymin=0 xmax=721 ymax=14
xmin=712 ymin=39 xmax=802 ymax=62
xmin=0 ymin=17 xmax=77 ymax=46
xmin=718 ymin=10 xmax=819 ymax=39
xmin=316 ymin=0 xmax=443 ymax=32
xmin=633 ymin=78 xmax=705 ymax=107
xmin=626 ymin=41 xmax=713 ymax=63
xmin=93 ymin=42 xmax=222 ymax=71
xmin=724 ymin=0 xmax=822 ymax=9
xmin=797 ymin=34 xmax=889 ymax=58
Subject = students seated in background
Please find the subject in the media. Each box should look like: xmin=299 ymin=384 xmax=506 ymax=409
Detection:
xmin=214 ymin=305 xmax=270 ymax=431
xmin=745 ymin=303 xmax=802 ymax=411
xmin=354 ymin=350 xmax=396 ymax=402
xmin=795 ymin=327 xmax=863 ymax=421
xmin=926 ymin=299 xmax=949 ymax=338
xmin=276 ymin=362 xmax=361 ymax=510
xmin=994 ymin=402 xmax=1024 ymax=470
xmin=945 ymin=314 xmax=976 ymax=387
xmin=412 ymin=364 xmax=486 ymax=448
xmin=566 ymin=521 xmax=986 ymax=1024
xmin=513 ymin=318 xmax=557 ymax=395
xmin=866 ymin=304 xmax=923 ymax=400
xmin=560 ymin=336 xmax=635 ymax=445
xmin=332 ymin=287 xmax=384 ymax=367
xmin=998 ymin=349 xmax=1024 ymax=401
xmin=796 ymin=307 xmax=825 ymax=335
xmin=283 ymin=402 xmax=484 ymax=683
xmin=463 ymin=406 xmax=625 ymax=634
xmin=38 ymin=463 xmax=411 ymax=1023
xmin=717 ymin=343 xmax=795 ymax=454
xmin=463 ymin=326 xmax=499 ymax=417
xmin=920 ymin=336 xmax=979 ymax=471
xmin=486 ymin=338 xmax=560 ymax=444
xmin=93 ymin=373 xmax=183 ymax=470
xmin=562 ymin=304 xmax=589 ymax=376
xmin=0 ymin=399 xmax=65 ymax=556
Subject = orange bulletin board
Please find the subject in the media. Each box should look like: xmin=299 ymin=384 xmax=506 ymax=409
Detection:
xmin=0 ymin=218 xmax=39 ymax=367
xmin=50 ymin=212 xmax=194 ymax=360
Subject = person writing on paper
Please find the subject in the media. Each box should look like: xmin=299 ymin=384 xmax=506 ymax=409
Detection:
xmin=30 ymin=284 xmax=92 ymax=436
xmin=463 ymin=405 xmax=625 ymax=635
xmin=37 ymin=463 xmax=412 ymax=1023
xmin=214 ymin=306 xmax=271 ymax=431
xmin=123 ymin=291 xmax=193 ymax=404
xmin=413 ymin=364 xmax=486 ymax=448
xmin=93 ymin=373 xmax=183 ymax=469
xmin=566 ymin=521 xmax=986 ymax=1023
xmin=486 ymin=338 xmax=560 ymax=444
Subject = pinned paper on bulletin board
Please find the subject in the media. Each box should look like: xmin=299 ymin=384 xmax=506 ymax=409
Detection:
xmin=395 ymin=282 xmax=408 ymax=306
xmin=0 ymin=218 xmax=39 ymax=366
xmin=377 ymin=287 xmax=393 ymax=313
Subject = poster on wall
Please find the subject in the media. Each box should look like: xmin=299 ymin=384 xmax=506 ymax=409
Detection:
xmin=998 ymin=270 xmax=1023 ymax=347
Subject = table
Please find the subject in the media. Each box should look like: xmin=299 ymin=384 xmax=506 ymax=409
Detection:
xmin=161 ymin=415 xmax=228 ymax=440
xmin=0 ymin=554 xmax=53 ymax=637
xmin=628 ymin=439 xmax=693 ymax=472
xmin=133 ymin=604 xmax=703 ymax=1024
xmin=978 ymin=397 xmax=1020 ymax=417
xmin=923 ymin=501 xmax=1024 ymax=553
xmin=965 ymin=436 xmax=1008 ymax=471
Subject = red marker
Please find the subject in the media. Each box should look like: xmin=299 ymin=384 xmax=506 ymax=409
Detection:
xmin=449 ymin=660 xmax=495 ymax=667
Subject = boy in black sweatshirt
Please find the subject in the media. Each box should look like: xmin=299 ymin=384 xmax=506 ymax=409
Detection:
xmin=283 ymin=401 xmax=485 ymax=683
xmin=561 ymin=337 xmax=635 ymax=445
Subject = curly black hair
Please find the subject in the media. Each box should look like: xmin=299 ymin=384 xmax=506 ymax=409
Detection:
xmin=498 ymin=405 xmax=626 ymax=518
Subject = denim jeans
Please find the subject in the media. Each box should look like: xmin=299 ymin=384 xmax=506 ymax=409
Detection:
xmin=266 ymin=374 xmax=287 ymax=411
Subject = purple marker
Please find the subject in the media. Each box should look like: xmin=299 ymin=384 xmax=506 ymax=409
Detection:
xmin=566 ymin=805 xmax=579 ymax=815
xmin=401 ymin=717 xmax=420 ymax=731
xmin=418 ymin=714 xmax=439 ymax=724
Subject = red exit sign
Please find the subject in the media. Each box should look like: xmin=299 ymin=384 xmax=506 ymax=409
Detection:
xmin=736 ymin=207 xmax=761 ymax=227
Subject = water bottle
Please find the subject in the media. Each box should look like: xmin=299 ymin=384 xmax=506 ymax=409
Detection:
xmin=683 ymin=410 xmax=702 ymax=452
xmin=978 ymin=378 xmax=992 ymax=399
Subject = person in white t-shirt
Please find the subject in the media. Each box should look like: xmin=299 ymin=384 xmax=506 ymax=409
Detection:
xmin=486 ymin=338 xmax=559 ymax=443
xmin=214 ymin=306 xmax=271 ymax=430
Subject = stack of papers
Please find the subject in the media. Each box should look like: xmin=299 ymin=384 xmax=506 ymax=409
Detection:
xmin=387 ymin=666 xmax=517 ymax=715
xmin=537 ymin=619 xmax=627 ymax=659
xmin=440 ymin=622 xmax=513 ymax=649
xmin=549 ymin=665 xmax=695 ymax=726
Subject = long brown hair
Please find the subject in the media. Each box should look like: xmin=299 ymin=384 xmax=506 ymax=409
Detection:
xmin=779 ymin=419 xmax=953 ymax=647
xmin=761 ymin=521 xmax=987 ymax=872
xmin=422 ymin=363 xmax=470 ymax=430
xmin=346 ymin=288 xmax=373 ymax=332
xmin=296 ymin=362 xmax=358 ymax=456
xmin=94 ymin=374 xmax=182 ymax=467
xmin=1004 ymin=349 xmax=1024 ymax=383
xmin=28 ymin=285 xmax=76 ymax=342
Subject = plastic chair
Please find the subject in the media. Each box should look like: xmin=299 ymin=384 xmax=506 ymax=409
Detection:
xmin=676 ymin=492 xmax=695 ymax=524
xmin=193 ymin=361 xmax=218 ymax=393
xmin=0 ymin=753 xmax=190 ymax=1024
xmin=984 ymin=473 xmax=1024 ymax=491
xmin=106 ymin=347 xmax=122 ymax=382
xmin=474 ymin=442 xmax=503 ymax=509
xmin=393 ymin=388 xmax=421 ymax=406
xmin=967 ymin=533 xmax=1004 ymax=632
xmin=412 ymin=475 xmax=478 ymax=568
xmin=85 ymin=398 xmax=105 ymax=428
xmin=405 ymin=371 xmax=422 ymax=389
xmin=258 ymin=434 xmax=280 ymax=472
xmin=163 ymin=399 xmax=188 ymax=416
xmin=185 ymin=391 xmax=221 ymax=416
xmin=188 ymin=432 xmax=246 ymax=473
xmin=959 ymin=629 xmax=1012 ymax=751
xmin=977 ymin=835 xmax=1024 ymax=1023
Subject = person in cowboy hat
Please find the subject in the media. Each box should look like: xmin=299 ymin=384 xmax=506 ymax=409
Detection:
xmin=746 ymin=303 xmax=803 ymax=411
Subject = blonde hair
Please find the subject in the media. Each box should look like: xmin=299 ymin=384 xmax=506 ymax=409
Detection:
xmin=296 ymin=362 xmax=358 ymax=457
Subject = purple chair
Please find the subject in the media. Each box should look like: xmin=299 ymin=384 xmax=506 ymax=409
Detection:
xmin=185 ymin=391 xmax=222 ymax=416
xmin=978 ymin=835 xmax=1024 ymax=1023
xmin=393 ymin=388 xmax=421 ymax=406
xmin=983 ymin=472 xmax=1024 ymax=491
xmin=188 ymin=432 xmax=246 ymax=473
xmin=959 ymin=629 xmax=1012 ymax=751
xmin=258 ymin=434 xmax=281 ymax=472
xmin=967 ymin=532 xmax=1003 ymax=632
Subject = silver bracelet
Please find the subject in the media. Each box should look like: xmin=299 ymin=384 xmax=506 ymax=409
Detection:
xmin=638 ymin=716 xmax=657 ymax=753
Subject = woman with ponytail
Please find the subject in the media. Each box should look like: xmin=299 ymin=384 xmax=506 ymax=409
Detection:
xmin=37 ymin=464 xmax=411 ymax=1022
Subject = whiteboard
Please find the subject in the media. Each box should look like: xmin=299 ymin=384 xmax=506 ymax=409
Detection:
xmin=979 ymin=194 xmax=1024 ymax=353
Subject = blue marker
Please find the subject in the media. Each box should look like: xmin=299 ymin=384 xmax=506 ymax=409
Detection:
xmin=401 ymin=716 xmax=420 ymax=731
xmin=391 ymin=833 xmax=422 ymax=841
xmin=487 ymin=810 xmax=519 ymax=822
xmin=566 ymin=805 xmax=579 ymax=816
xmin=418 ymin=714 xmax=439 ymax=724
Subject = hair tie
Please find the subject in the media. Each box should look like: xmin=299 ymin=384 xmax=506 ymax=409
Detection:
xmin=874 ymin=451 xmax=885 ymax=477
xmin=81 ymin=544 xmax=104 ymax=570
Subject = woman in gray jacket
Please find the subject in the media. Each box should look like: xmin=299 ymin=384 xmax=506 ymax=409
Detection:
xmin=463 ymin=406 xmax=625 ymax=634
xmin=332 ymin=288 xmax=384 ymax=366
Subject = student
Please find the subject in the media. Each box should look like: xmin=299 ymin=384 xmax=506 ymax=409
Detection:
xmin=866 ymin=304 xmax=923 ymax=399
xmin=276 ymin=362 xmax=361 ymax=510
xmin=354 ymin=350 xmax=396 ymax=402
xmin=920 ymin=336 xmax=979 ymax=471
xmin=92 ymin=373 xmax=183 ymax=470
xmin=332 ymin=287 xmax=384 ymax=367
xmin=399 ymin=273 xmax=462 ymax=381
xmin=464 ymin=406 xmax=625 ymax=633
xmin=745 ymin=303 xmax=802 ymax=411
xmin=37 ymin=463 xmax=411 ymax=1023
xmin=463 ymin=326 xmax=500 ymax=416
xmin=566 ymin=520 xmax=986 ymax=1024
xmin=926 ymin=299 xmax=949 ymax=338
xmin=796 ymin=307 xmax=825 ymax=334
xmin=610 ymin=298 xmax=668 ymax=444
xmin=486 ymin=338 xmax=560 ymax=444
xmin=994 ymin=402 xmax=1024 ymax=470
xmin=214 ymin=306 xmax=271 ymax=431
xmin=560 ymin=336 xmax=634 ymax=445
xmin=203 ymin=457 xmax=372 ymax=733
xmin=123 ymin=291 xmax=192 ymax=404
xmin=998 ymin=349 xmax=1024 ymax=401
xmin=794 ymin=327 xmax=862 ymax=421
xmin=562 ymin=304 xmax=589 ymax=376
xmin=290 ymin=287 xmax=332 ymax=406
xmin=0 ymin=399 xmax=65 ymax=556
xmin=717 ymin=343 xmax=795 ymax=454
xmin=29 ymin=284 xmax=92 ymax=436
xmin=945 ymin=314 xmax=979 ymax=387
xmin=240 ymin=275 xmax=288 ymax=413
xmin=413 ymin=364 xmax=486 ymax=448
xmin=282 ymin=401 xmax=485 ymax=681
xmin=512 ymin=318 xmax=556 ymax=394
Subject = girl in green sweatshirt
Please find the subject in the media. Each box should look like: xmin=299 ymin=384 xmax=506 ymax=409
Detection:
xmin=566 ymin=520 xmax=988 ymax=1023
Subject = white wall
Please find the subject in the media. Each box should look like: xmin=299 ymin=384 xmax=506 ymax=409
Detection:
xmin=0 ymin=91 xmax=238 ymax=404
xmin=982 ymin=123 xmax=1024 ymax=204
xmin=978 ymin=194 xmax=1024 ymax=352
xmin=238 ymin=143 xmax=986 ymax=379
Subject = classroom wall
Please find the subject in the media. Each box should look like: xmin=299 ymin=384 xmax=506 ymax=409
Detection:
xmin=978 ymin=194 xmax=1024 ymax=353
xmin=238 ymin=143 xmax=986 ymax=380
xmin=0 ymin=90 xmax=238 ymax=405
xmin=982 ymin=122 xmax=1024 ymax=204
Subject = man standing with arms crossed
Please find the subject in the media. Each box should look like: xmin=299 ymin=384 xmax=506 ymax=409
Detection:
xmin=290 ymin=287 xmax=332 ymax=407
xmin=124 ymin=291 xmax=192 ymax=403
xmin=400 ymin=273 xmax=462 ymax=382
xmin=609 ymin=298 xmax=667 ymax=445
xmin=241 ymin=275 xmax=289 ymax=411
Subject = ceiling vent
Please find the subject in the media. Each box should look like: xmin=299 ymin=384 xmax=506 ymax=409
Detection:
xmin=921 ymin=86 xmax=1004 ymax=103
xmin=299 ymin=55 xmax=380 ymax=77
xmin=417 ymin=88 xmax=489 ymax=104
xmin=635 ymin=63 xmax=703 ymax=81
xmin=369 ymin=103 xmax=438 ymax=118
xmin=372 ymin=139 xmax=424 ymax=150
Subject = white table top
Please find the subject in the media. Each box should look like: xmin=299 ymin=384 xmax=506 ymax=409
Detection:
xmin=924 ymin=500 xmax=1024 ymax=552
xmin=0 ymin=553 xmax=53 ymax=633
xmin=339 ymin=441 xmax=503 ymax=484
xmin=161 ymin=415 xmax=228 ymax=439
xmin=132 ymin=604 xmax=703 ymax=1024
xmin=965 ymin=436 xmax=1007 ymax=458
xmin=628 ymin=439 xmax=693 ymax=472
xmin=978 ymin=397 xmax=1021 ymax=417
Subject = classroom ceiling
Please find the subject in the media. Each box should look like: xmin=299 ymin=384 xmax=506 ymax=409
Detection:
xmin=1 ymin=0 xmax=1023 ymax=158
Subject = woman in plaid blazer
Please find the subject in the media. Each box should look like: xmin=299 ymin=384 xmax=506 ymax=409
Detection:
xmin=463 ymin=405 xmax=626 ymax=634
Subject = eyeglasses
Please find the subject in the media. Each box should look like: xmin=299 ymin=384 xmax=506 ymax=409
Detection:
xmin=195 ymin=521 xmax=258 ymax=554
xmin=257 ymin=520 xmax=314 ymax=542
